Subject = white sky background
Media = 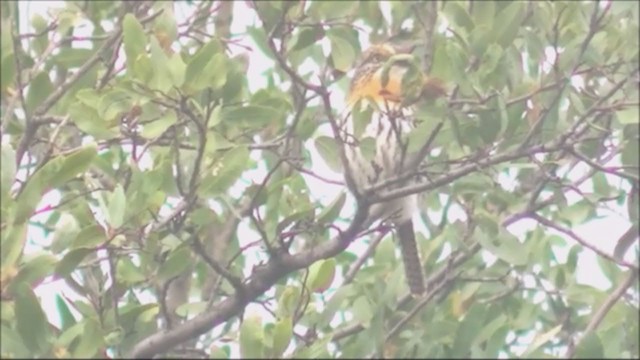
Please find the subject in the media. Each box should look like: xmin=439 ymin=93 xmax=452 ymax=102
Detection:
xmin=11 ymin=0 xmax=637 ymax=357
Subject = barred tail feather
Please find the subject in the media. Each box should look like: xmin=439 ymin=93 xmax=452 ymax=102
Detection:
xmin=397 ymin=220 xmax=425 ymax=295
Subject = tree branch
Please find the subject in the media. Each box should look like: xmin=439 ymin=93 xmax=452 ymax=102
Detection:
xmin=129 ymin=198 xmax=371 ymax=358
xmin=565 ymin=269 xmax=639 ymax=358
xmin=343 ymin=229 xmax=388 ymax=285
xmin=529 ymin=213 xmax=638 ymax=270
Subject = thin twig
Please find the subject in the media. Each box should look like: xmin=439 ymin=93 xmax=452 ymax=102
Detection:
xmin=343 ymin=230 xmax=388 ymax=284
xmin=529 ymin=213 xmax=638 ymax=270
xmin=384 ymin=269 xmax=458 ymax=342
xmin=565 ymin=269 xmax=639 ymax=358
xmin=568 ymin=147 xmax=639 ymax=183
xmin=191 ymin=235 xmax=246 ymax=296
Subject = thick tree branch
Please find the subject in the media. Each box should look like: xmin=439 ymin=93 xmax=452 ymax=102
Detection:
xmin=129 ymin=199 xmax=371 ymax=358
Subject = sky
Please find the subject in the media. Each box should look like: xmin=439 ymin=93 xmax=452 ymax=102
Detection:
xmin=10 ymin=0 xmax=636 ymax=357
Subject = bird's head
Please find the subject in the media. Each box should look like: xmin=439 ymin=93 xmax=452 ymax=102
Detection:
xmin=355 ymin=44 xmax=398 ymax=69
xmin=348 ymin=43 xmax=419 ymax=107
xmin=348 ymin=43 xmax=446 ymax=108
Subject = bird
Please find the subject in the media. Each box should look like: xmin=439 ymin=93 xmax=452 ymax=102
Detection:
xmin=340 ymin=43 xmax=445 ymax=295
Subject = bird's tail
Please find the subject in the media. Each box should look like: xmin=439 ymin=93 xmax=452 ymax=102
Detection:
xmin=396 ymin=220 xmax=426 ymax=296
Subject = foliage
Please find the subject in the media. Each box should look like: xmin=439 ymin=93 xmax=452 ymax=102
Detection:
xmin=0 ymin=1 xmax=638 ymax=358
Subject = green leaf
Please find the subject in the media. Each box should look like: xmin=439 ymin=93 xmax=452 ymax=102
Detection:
xmin=10 ymin=254 xmax=56 ymax=291
xmin=445 ymin=2 xmax=474 ymax=32
xmin=30 ymin=14 xmax=49 ymax=55
xmin=132 ymin=52 xmax=154 ymax=82
xmin=73 ymin=318 xmax=104 ymax=358
xmin=246 ymin=26 xmax=274 ymax=61
xmin=118 ymin=303 xmax=158 ymax=331
xmin=199 ymin=146 xmax=249 ymax=195
xmin=358 ymin=137 xmax=376 ymax=163
xmin=309 ymin=1 xmax=358 ymax=20
xmin=205 ymin=53 xmax=228 ymax=90
xmin=314 ymin=136 xmax=343 ymax=173
xmin=621 ymin=134 xmax=639 ymax=177
xmin=627 ymin=186 xmax=639 ymax=226
xmin=477 ymin=227 xmax=527 ymax=266
xmin=13 ymin=155 xmax=64 ymax=224
xmin=318 ymin=285 xmax=352 ymax=327
xmin=1 ymin=324 xmax=30 ymax=358
xmin=1 ymin=144 xmax=16 ymax=197
xmin=1 ymin=52 xmax=16 ymax=93
xmin=210 ymin=345 xmax=230 ymax=359
xmin=56 ymin=321 xmax=84 ymax=348
xmin=152 ymin=7 xmax=178 ymax=50
xmin=175 ymin=301 xmax=207 ymax=318
xmin=123 ymin=14 xmax=148 ymax=70
xmin=157 ymin=247 xmax=191 ymax=282
xmin=0 ymin=222 xmax=27 ymax=268
xmin=558 ymin=200 xmax=594 ymax=227
xmin=240 ymin=315 xmax=265 ymax=358
xmin=308 ymin=258 xmax=336 ymax=293
xmin=116 ymin=256 xmax=146 ymax=284
xmin=54 ymin=248 xmax=95 ymax=277
xmin=97 ymin=91 xmax=133 ymax=123
xmin=52 ymin=48 xmax=94 ymax=68
xmin=71 ymin=224 xmax=106 ymax=249
xmin=26 ymin=72 xmax=54 ymax=115
xmin=522 ymin=324 xmax=563 ymax=357
xmin=479 ymin=44 xmax=503 ymax=83
xmin=207 ymin=105 xmax=222 ymax=128
xmin=15 ymin=285 xmax=49 ymax=355
xmin=452 ymin=304 xmax=486 ymax=357
xmin=596 ymin=255 xmax=621 ymax=283
xmin=350 ymin=102 xmax=373 ymax=138
xmin=277 ymin=286 xmax=300 ymax=319
xmin=184 ymin=40 xmax=222 ymax=91
xmin=167 ymin=52 xmax=186 ymax=87
xmin=141 ymin=111 xmax=177 ymax=139
xmin=159 ymin=233 xmax=183 ymax=253
xmin=55 ymin=294 xmax=76 ymax=330
xmin=276 ymin=208 xmax=315 ymax=235
xmin=293 ymin=334 xmax=331 ymax=358
xmin=271 ymin=317 xmax=293 ymax=357
xmin=222 ymin=70 xmax=245 ymax=103
xmin=1 ymin=19 xmax=13 ymax=55
xmin=471 ymin=314 xmax=508 ymax=351
xmin=316 ymin=192 xmax=346 ymax=225
xmin=221 ymin=105 xmax=283 ymax=127
xmin=351 ymin=296 xmax=373 ymax=328
xmin=104 ymin=327 xmax=124 ymax=347
xmin=453 ymin=174 xmax=494 ymax=196
xmin=327 ymin=29 xmax=356 ymax=72
xmin=51 ymin=143 xmax=98 ymax=189
xmin=617 ymin=106 xmax=639 ymax=124
xmin=493 ymin=2 xmax=524 ymax=48
xmin=289 ymin=27 xmax=324 ymax=52
xmin=76 ymin=88 xmax=101 ymax=108
xmin=471 ymin=1 xmax=502 ymax=26
xmin=68 ymin=102 xmax=119 ymax=139
xmin=107 ymin=184 xmax=126 ymax=229
xmin=407 ymin=114 xmax=442 ymax=153
xmin=566 ymin=244 xmax=581 ymax=273
xmin=497 ymin=230 xmax=528 ymax=265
